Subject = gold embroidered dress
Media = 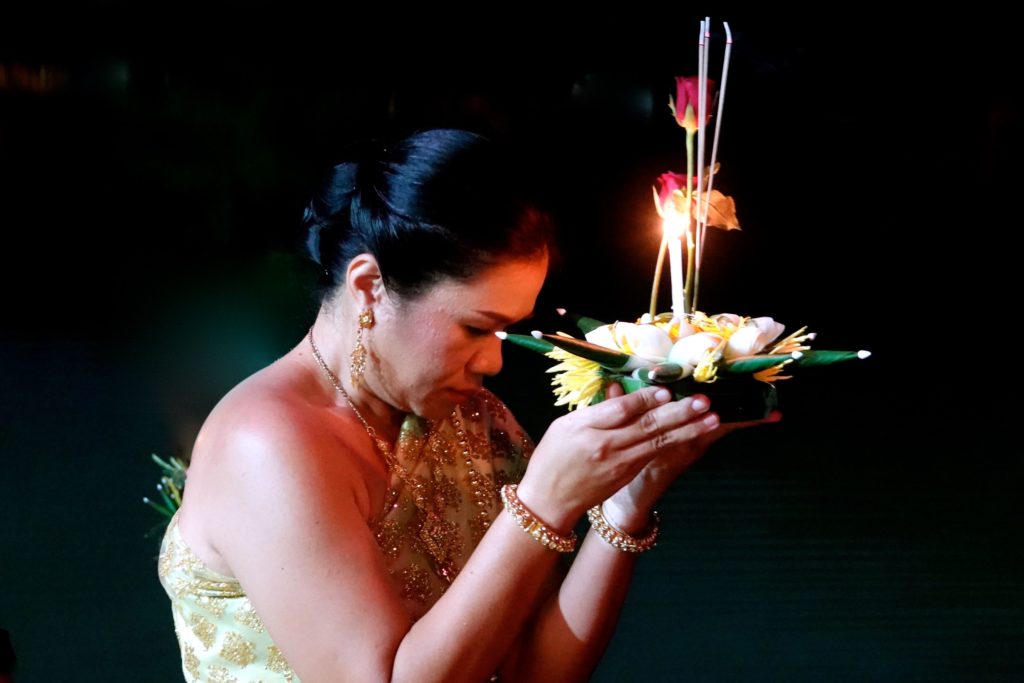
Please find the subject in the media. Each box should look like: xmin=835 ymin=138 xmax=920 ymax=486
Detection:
xmin=158 ymin=390 xmax=532 ymax=682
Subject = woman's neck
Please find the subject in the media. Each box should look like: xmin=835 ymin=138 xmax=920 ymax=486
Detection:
xmin=307 ymin=313 xmax=405 ymax=444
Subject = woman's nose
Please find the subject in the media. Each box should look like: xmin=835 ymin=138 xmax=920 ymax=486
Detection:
xmin=469 ymin=337 xmax=504 ymax=376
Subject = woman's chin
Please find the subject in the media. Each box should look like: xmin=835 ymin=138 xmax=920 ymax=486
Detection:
xmin=416 ymin=389 xmax=474 ymax=420
xmin=412 ymin=397 xmax=455 ymax=421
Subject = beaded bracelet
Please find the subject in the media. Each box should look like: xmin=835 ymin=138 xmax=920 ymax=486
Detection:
xmin=500 ymin=484 xmax=577 ymax=553
xmin=587 ymin=504 xmax=660 ymax=553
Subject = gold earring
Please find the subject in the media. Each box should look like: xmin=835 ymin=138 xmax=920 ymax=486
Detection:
xmin=350 ymin=308 xmax=375 ymax=387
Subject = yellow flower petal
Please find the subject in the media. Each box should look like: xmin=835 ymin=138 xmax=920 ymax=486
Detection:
xmin=693 ymin=349 xmax=720 ymax=383
xmin=752 ymin=358 xmax=794 ymax=383
xmin=545 ymin=347 xmax=604 ymax=410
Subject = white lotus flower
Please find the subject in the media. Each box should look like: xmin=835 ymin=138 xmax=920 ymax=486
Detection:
xmin=723 ymin=317 xmax=786 ymax=359
xmin=586 ymin=322 xmax=674 ymax=363
xmin=667 ymin=332 xmax=722 ymax=375
xmin=584 ymin=324 xmax=617 ymax=350
xmin=711 ymin=313 xmax=743 ymax=329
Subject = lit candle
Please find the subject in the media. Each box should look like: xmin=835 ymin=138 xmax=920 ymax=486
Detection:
xmin=662 ymin=205 xmax=688 ymax=317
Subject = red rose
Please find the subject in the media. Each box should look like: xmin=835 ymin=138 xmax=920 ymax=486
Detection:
xmin=655 ymin=172 xmax=689 ymax=209
xmin=672 ymin=76 xmax=715 ymax=132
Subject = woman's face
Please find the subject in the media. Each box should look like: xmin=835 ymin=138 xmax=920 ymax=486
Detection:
xmin=369 ymin=253 xmax=549 ymax=420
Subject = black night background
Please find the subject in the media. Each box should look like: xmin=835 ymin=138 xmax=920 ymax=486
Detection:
xmin=2 ymin=6 xmax=1021 ymax=681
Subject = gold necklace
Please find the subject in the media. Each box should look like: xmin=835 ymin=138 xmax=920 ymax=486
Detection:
xmin=307 ymin=325 xmax=494 ymax=586
xmin=308 ymin=326 xmax=394 ymax=458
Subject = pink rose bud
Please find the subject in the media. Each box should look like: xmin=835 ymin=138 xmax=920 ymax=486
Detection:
xmin=672 ymin=76 xmax=715 ymax=132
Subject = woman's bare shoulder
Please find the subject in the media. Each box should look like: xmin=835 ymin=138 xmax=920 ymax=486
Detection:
xmin=179 ymin=356 xmax=380 ymax=553
xmin=192 ymin=358 xmax=325 ymax=469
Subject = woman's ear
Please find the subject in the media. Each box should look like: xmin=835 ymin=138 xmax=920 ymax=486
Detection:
xmin=344 ymin=253 xmax=386 ymax=308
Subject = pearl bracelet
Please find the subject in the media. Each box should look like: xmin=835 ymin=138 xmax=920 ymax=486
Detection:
xmin=587 ymin=503 xmax=659 ymax=553
xmin=500 ymin=484 xmax=577 ymax=553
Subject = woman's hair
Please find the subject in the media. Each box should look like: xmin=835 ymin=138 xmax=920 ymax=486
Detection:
xmin=301 ymin=128 xmax=555 ymax=302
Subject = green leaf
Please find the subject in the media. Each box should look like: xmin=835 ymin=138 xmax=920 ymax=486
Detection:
xmin=151 ymin=453 xmax=173 ymax=469
xmin=620 ymin=375 xmax=651 ymax=394
xmin=539 ymin=334 xmax=634 ymax=369
xmin=157 ymin=486 xmax=178 ymax=512
xmin=144 ymin=497 xmax=175 ymax=518
xmin=792 ymin=350 xmax=864 ymax=367
xmin=501 ymin=333 xmax=555 ymax=355
xmin=723 ymin=355 xmax=794 ymax=374
xmin=558 ymin=310 xmax=607 ymax=334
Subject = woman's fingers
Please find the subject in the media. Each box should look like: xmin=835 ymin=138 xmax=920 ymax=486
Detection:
xmin=605 ymin=382 xmax=625 ymax=399
xmin=615 ymin=402 xmax=720 ymax=459
xmin=578 ymin=383 xmax=719 ymax=450
xmin=601 ymin=392 xmax=715 ymax=448
xmin=580 ymin=386 xmax=673 ymax=429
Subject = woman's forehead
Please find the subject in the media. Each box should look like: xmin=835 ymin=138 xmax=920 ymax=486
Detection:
xmin=416 ymin=256 xmax=548 ymax=316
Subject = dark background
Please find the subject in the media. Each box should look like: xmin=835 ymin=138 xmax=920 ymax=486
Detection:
xmin=2 ymin=6 xmax=1021 ymax=681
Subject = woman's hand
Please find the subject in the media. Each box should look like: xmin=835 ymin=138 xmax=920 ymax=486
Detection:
xmin=601 ymin=382 xmax=782 ymax=533
xmin=516 ymin=386 xmax=721 ymax=532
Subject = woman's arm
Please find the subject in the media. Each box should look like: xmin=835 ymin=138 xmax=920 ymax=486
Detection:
xmin=497 ymin=526 xmax=641 ymax=682
xmin=499 ymin=385 xmax=780 ymax=682
xmin=495 ymin=437 xmax=712 ymax=681
xmin=198 ymin=386 xmax=715 ymax=683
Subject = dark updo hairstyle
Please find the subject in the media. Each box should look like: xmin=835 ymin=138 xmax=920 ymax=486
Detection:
xmin=302 ymin=128 xmax=555 ymax=302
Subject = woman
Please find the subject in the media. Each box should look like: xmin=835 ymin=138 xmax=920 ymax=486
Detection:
xmin=159 ymin=129 xmax=759 ymax=682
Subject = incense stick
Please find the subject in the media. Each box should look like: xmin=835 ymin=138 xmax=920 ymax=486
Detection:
xmin=693 ymin=17 xmax=712 ymax=312
xmin=699 ymin=21 xmax=733 ymax=273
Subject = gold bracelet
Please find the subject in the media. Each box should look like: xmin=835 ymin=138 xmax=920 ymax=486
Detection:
xmin=500 ymin=484 xmax=577 ymax=553
xmin=587 ymin=503 xmax=659 ymax=553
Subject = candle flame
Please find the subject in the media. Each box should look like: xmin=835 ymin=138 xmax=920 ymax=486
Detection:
xmin=662 ymin=205 xmax=689 ymax=240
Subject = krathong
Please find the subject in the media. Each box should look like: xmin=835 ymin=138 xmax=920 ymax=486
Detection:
xmin=499 ymin=19 xmax=869 ymax=421
xmin=143 ymin=454 xmax=186 ymax=527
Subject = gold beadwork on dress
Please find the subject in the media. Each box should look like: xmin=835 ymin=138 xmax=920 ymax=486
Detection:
xmin=374 ymin=519 xmax=403 ymax=560
xmin=159 ymin=515 xmax=299 ymax=682
xmin=467 ymin=431 xmax=491 ymax=460
xmin=435 ymin=473 xmax=463 ymax=509
xmin=396 ymin=563 xmax=433 ymax=603
xmin=183 ymin=643 xmax=200 ymax=680
xmin=266 ymin=646 xmax=294 ymax=681
xmin=366 ymin=390 xmax=531 ymax=616
xmin=198 ymin=594 xmax=229 ymax=618
xmin=158 ymin=388 xmax=532 ymax=678
xmin=190 ymin=612 xmax=217 ymax=649
xmin=208 ymin=665 xmax=239 ymax=683
xmin=220 ymin=631 xmax=258 ymax=667
xmin=158 ymin=538 xmax=175 ymax=579
xmin=234 ymin=602 xmax=265 ymax=633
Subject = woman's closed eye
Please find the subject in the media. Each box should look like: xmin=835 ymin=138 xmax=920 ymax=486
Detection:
xmin=464 ymin=325 xmax=498 ymax=338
